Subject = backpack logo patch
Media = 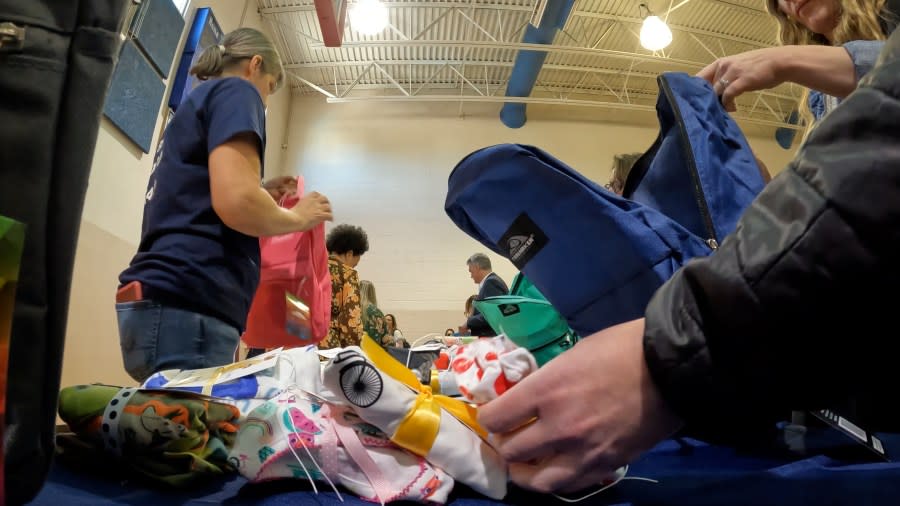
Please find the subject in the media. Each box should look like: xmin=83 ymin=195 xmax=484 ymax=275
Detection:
xmin=499 ymin=213 xmax=548 ymax=269
xmin=499 ymin=304 xmax=520 ymax=316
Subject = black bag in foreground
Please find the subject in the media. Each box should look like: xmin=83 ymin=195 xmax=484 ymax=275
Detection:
xmin=0 ymin=1 xmax=128 ymax=503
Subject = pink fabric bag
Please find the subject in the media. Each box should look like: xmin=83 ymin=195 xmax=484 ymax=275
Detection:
xmin=242 ymin=177 xmax=331 ymax=348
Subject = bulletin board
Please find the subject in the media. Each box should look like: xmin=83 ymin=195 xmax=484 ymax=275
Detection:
xmin=102 ymin=40 xmax=167 ymax=154
xmin=130 ymin=0 xmax=186 ymax=78
xmin=102 ymin=0 xmax=185 ymax=154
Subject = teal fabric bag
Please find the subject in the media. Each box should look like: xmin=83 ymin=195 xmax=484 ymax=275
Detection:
xmin=474 ymin=274 xmax=578 ymax=366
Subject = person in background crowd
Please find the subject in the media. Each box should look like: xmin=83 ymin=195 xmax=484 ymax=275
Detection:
xmin=116 ymin=28 xmax=332 ymax=382
xmin=459 ymin=253 xmax=508 ymax=337
xmin=319 ymin=224 xmax=369 ymax=349
xmin=384 ymin=313 xmax=409 ymax=348
xmin=604 ymin=152 xmax=642 ymax=195
xmin=359 ymin=280 xmax=388 ymax=346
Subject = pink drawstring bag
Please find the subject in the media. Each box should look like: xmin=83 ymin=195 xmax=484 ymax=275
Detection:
xmin=242 ymin=177 xmax=331 ymax=348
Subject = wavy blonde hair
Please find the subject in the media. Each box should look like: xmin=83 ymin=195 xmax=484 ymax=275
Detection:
xmin=765 ymin=0 xmax=886 ymax=46
xmin=359 ymin=279 xmax=378 ymax=311
xmin=765 ymin=0 xmax=888 ymax=128
xmin=607 ymin=152 xmax=643 ymax=194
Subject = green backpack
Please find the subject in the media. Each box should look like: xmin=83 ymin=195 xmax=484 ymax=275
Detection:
xmin=474 ymin=273 xmax=578 ymax=366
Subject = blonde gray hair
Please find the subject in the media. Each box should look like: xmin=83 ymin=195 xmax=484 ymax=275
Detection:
xmin=190 ymin=27 xmax=285 ymax=91
xmin=359 ymin=279 xmax=378 ymax=310
xmin=607 ymin=152 xmax=642 ymax=194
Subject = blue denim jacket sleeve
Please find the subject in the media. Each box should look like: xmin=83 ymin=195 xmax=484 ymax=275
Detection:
xmin=808 ymin=40 xmax=885 ymax=120
xmin=807 ymin=91 xmax=826 ymax=121
xmin=843 ymin=40 xmax=885 ymax=81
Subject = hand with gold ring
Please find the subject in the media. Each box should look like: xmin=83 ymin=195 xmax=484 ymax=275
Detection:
xmin=697 ymin=47 xmax=789 ymax=112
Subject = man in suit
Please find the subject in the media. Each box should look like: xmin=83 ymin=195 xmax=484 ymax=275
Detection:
xmin=459 ymin=253 xmax=508 ymax=337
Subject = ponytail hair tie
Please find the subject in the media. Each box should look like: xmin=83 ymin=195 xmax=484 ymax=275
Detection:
xmin=218 ymin=44 xmax=226 ymax=53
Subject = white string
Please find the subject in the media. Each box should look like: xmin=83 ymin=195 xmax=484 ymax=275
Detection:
xmin=550 ymin=466 xmax=659 ymax=503
xmin=282 ymin=387 xmax=344 ymax=500
xmin=282 ymin=427 xmax=319 ymax=495
xmin=284 ymin=419 xmax=345 ymax=502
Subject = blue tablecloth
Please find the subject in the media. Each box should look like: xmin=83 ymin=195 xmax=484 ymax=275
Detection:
xmin=28 ymin=434 xmax=900 ymax=505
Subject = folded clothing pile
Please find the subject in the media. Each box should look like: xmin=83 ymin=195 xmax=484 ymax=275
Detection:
xmin=142 ymin=346 xmax=324 ymax=417
xmin=231 ymin=389 xmax=455 ymax=504
xmin=57 ymin=384 xmax=241 ymax=486
xmin=429 ymin=336 xmax=539 ymax=404
xmin=322 ymin=343 xmax=509 ymax=499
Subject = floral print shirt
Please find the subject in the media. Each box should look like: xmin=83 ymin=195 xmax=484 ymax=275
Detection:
xmin=363 ymin=304 xmax=388 ymax=346
xmin=319 ymin=256 xmax=363 ymax=349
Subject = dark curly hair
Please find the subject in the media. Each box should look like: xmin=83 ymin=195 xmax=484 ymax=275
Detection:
xmin=326 ymin=224 xmax=369 ymax=256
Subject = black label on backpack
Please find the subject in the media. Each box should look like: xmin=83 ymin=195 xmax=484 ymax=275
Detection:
xmin=500 ymin=213 xmax=548 ymax=269
xmin=499 ymin=304 xmax=520 ymax=316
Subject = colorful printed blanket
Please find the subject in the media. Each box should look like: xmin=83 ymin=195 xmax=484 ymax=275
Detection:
xmin=57 ymin=384 xmax=241 ymax=486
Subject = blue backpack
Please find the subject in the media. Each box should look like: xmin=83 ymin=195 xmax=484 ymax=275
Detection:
xmin=445 ymin=72 xmax=765 ymax=337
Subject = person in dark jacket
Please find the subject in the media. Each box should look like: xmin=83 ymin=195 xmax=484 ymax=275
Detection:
xmin=478 ymin=28 xmax=900 ymax=494
xmin=459 ymin=253 xmax=508 ymax=337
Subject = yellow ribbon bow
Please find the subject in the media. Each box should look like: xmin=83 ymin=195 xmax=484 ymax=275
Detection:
xmin=360 ymin=335 xmax=487 ymax=457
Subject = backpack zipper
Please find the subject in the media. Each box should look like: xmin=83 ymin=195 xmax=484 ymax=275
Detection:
xmin=0 ymin=22 xmax=25 ymax=51
xmin=528 ymin=330 xmax=577 ymax=355
xmin=658 ymin=75 xmax=719 ymax=250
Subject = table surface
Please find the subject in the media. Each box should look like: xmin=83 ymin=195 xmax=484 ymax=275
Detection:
xmin=27 ymin=433 xmax=900 ymax=506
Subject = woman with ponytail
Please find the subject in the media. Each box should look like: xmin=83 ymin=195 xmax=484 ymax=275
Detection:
xmin=116 ymin=28 xmax=333 ymax=382
xmin=698 ymin=0 xmax=897 ymax=123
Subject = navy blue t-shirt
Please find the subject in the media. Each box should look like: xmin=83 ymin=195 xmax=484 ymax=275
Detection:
xmin=120 ymin=77 xmax=266 ymax=331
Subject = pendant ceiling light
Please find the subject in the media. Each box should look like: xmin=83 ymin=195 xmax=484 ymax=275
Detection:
xmin=639 ymin=3 xmax=673 ymax=51
xmin=349 ymin=0 xmax=389 ymax=36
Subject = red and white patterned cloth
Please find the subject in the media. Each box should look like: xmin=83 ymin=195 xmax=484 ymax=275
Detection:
xmin=444 ymin=336 xmax=538 ymax=405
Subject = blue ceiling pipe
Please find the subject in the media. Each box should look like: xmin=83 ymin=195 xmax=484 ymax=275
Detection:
xmin=500 ymin=0 xmax=577 ymax=128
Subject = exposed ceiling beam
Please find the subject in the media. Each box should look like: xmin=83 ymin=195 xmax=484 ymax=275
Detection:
xmin=287 ymin=61 xmax=799 ymax=101
xmin=572 ymin=11 xmax=768 ymax=48
xmin=308 ymin=40 xmax=703 ymax=67
xmin=260 ymin=3 xmax=772 ymax=48
xmin=260 ymin=3 xmax=534 ymax=15
xmin=321 ymin=94 xmax=801 ymax=130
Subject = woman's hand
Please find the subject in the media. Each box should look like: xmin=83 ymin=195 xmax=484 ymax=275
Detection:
xmin=263 ymin=175 xmax=298 ymax=202
xmin=289 ymin=191 xmax=332 ymax=230
xmin=698 ymin=45 xmax=858 ymax=112
xmin=478 ymin=319 xmax=683 ymax=493
xmin=697 ymin=47 xmax=787 ymax=112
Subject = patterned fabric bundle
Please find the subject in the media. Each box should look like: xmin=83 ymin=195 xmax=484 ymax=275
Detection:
xmin=322 ymin=342 xmax=508 ymax=499
xmin=142 ymin=346 xmax=324 ymax=417
xmin=437 ymin=337 xmax=629 ymax=492
xmin=443 ymin=335 xmax=538 ymax=404
xmin=230 ymin=389 xmax=455 ymax=504
xmin=57 ymin=384 xmax=241 ymax=486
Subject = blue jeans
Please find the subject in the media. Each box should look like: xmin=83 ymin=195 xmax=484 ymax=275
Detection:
xmin=116 ymin=300 xmax=240 ymax=383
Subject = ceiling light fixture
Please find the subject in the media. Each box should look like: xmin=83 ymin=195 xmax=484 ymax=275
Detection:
xmin=349 ymin=0 xmax=389 ymax=36
xmin=639 ymin=3 xmax=673 ymax=51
